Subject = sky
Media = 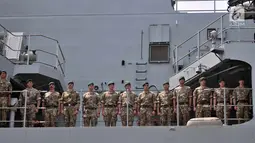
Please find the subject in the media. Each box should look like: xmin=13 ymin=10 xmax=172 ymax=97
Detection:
xmin=174 ymin=0 xmax=229 ymax=12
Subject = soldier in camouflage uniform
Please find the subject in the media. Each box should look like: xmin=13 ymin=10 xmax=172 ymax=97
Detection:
xmin=232 ymin=78 xmax=252 ymax=124
xmin=83 ymin=82 xmax=100 ymax=127
xmin=173 ymin=77 xmax=192 ymax=125
xmin=101 ymin=81 xmax=120 ymax=127
xmin=213 ymin=78 xmax=231 ymax=124
xmin=0 ymin=71 xmax=12 ymax=126
xmin=137 ymin=82 xmax=156 ymax=126
xmin=61 ymin=81 xmax=80 ymax=127
xmin=19 ymin=79 xmax=41 ymax=127
xmin=157 ymin=82 xmax=174 ymax=126
xmin=193 ymin=77 xmax=213 ymax=118
xmin=43 ymin=82 xmax=61 ymax=127
xmin=118 ymin=81 xmax=137 ymax=126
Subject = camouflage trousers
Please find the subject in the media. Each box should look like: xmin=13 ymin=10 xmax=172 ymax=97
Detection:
xmin=63 ymin=106 xmax=77 ymax=127
xmin=44 ymin=108 xmax=58 ymax=127
xmin=179 ymin=104 xmax=190 ymax=125
xmin=120 ymin=107 xmax=134 ymax=126
xmin=139 ymin=107 xmax=153 ymax=126
xmin=159 ymin=106 xmax=173 ymax=126
xmin=196 ymin=104 xmax=211 ymax=118
xmin=103 ymin=107 xmax=117 ymax=127
xmin=216 ymin=103 xmax=230 ymax=121
xmin=20 ymin=104 xmax=37 ymax=127
xmin=83 ymin=108 xmax=98 ymax=127
xmin=0 ymin=97 xmax=8 ymax=125
xmin=236 ymin=102 xmax=249 ymax=123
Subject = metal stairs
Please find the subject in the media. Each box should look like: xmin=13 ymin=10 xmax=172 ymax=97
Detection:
xmin=169 ymin=13 xmax=229 ymax=89
xmin=135 ymin=62 xmax=148 ymax=90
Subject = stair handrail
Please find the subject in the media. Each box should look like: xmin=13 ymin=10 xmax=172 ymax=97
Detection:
xmin=0 ymin=40 xmax=65 ymax=75
xmin=173 ymin=13 xmax=228 ymax=74
xmin=0 ymin=24 xmax=66 ymax=68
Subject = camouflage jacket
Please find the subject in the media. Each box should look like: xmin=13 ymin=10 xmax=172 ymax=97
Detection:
xmin=61 ymin=89 xmax=80 ymax=107
xmin=173 ymin=86 xmax=191 ymax=104
xmin=0 ymin=79 xmax=12 ymax=96
xmin=83 ymin=91 xmax=100 ymax=109
xmin=193 ymin=86 xmax=212 ymax=105
xmin=118 ymin=91 xmax=137 ymax=107
xmin=101 ymin=91 xmax=119 ymax=106
xmin=19 ymin=88 xmax=41 ymax=106
xmin=137 ymin=91 xmax=156 ymax=108
xmin=43 ymin=91 xmax=61 ymax=108
xmin=213 ymin=87 xmax=231 ymax=103
xmin=157 ymin=90 xmax=174 ymax=107
xmin=232 ymin=86 xmax=251 ymax=102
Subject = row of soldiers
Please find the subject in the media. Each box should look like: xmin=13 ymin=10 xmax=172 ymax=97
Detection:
xmin=0 ymin=70 xmax=253 ymax=127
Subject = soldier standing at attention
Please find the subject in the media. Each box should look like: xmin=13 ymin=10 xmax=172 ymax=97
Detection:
xmin=0 ymin=71 xmax=12 ymax=127
xmin=83 ymin=82 xmax=100 ymax=127
xmin=101 ymin=81 xmax=119 ymax=127
xmin=61 ymin=81 xmax=80 ymax=127
xmin=118 ymin=81 xmax=137 ymax=126
xmin=43 ymin=82 xmax=61 ymax=127
xmin=137 ymin=82 xmax=156 ymax=126
xmin=157 ymin=81 xmax=174 ymax=126
xmin=232 ymin=78 xmax=252 ymax=124
xmin=173 ymin=77 xmax=192 ymax=125
xmin=213 ymin=78 xmax=231 ymax=124
xmin=193 ymin=77 xmax=213 ymax=118
xmin=19 ymin=79 xmax=41 ymax=127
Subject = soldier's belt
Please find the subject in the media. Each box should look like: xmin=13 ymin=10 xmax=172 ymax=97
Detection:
xmin=179 ymin=102 xmax=189 ymax=105
xmin=160 ymin=105 xmax=170 ymax=108
xmin=45 ymin=106 xmax=58 ymax=108
xmin=237 ymin=100 xmax=248 ymax=103
xmin=197 ymin=104 xmax=210 ymax=107
xmin=217 ymin=101 xmax=230 ymax=104
xmin=140 ymin=105 xmax=152 ymax=108
xmin=63 ymin=103 xmax=76 ymax=106
xmin=104 ymin=105 xmax=116 ymax=108
xmin=85 ymin=107 xmax=97 ymax=109
xmin=122 ymin=105 xmax=133 ymax=108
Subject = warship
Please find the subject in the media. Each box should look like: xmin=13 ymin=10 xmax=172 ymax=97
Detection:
xmin=0 ymin=0 xmax=255 ymax=142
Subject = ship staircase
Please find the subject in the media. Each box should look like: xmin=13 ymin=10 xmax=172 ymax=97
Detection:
xmin=135 ymin=61 xmax=148 ymax=90
xmin=0 ymin=24 xmax=66 ymax=93
xmin=170 ymin=13 xmax=254 ymax=90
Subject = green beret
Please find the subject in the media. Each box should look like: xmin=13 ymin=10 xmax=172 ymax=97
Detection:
xmin=88 ymin=82 xmax=94 ymax=86
xmin=48 ymin=82 xmax=55 ymax=86
xmin=68 ymin=81 xmax=74 ymax=85
xmin=142 ymin=82 xmax=149 ymax=87
xmin=108 ymin=81 xmax=114 ymax=86
xmin=124 ymin=81 xmax=131 ymax=86
xmin=163 ymin=81 xmax=169 ymax=85
xmin=199 ymin=77 xmax=206 ymax=82
xmin=239 ymin=77 xmax=245 ymax=81
xmin=26 ymin=79 xmax=33 ymax=83
xmin=218 ymin=78 xmax=225 ymax=83
xmin=179 ymin=76 xmax=185 ymax=81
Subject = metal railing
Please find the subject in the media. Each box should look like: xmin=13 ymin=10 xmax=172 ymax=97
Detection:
xmin=0 ymin=24 xmax=66 ymax=76
xmin=173 ymin=13 xmax=255 ymax=74
xmin=0 ymin=88 xmax=253 ymax=127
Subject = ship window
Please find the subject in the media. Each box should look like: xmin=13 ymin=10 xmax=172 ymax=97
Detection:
xmin=149 ymin=43 xmax=169 ymax=63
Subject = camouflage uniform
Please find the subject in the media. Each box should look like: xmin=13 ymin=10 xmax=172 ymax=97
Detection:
xmin=0 ymin=79 xmax=12 ymax=124
xmin=118 ymin=91 xmax=137 ymax=126
xmin=193 ymin=86 xmax=212 ymax=118
xmin=232 ymin=87 xmax=251 ymax=123
xmin=214 ymin=88 xmax=231 ymax=120
xmin=43 ymin=91 xmax=61 ymax=127
xmin=61 ymin=89 xmax=80 ymax=127
xmin=101 ymin=91 xmax=119 ymax=126
xmin=173 ymin=86 xmax=191 ymax=125
xmin=19 ymin=88 xmax=41 ymax=127
xmin=137 ymin=91 xmax=156 ymax=126
xmin=83 ymin=91 xmax=100 ymax=127
xmin=157 ymin=90 xmax=174 ymax=126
